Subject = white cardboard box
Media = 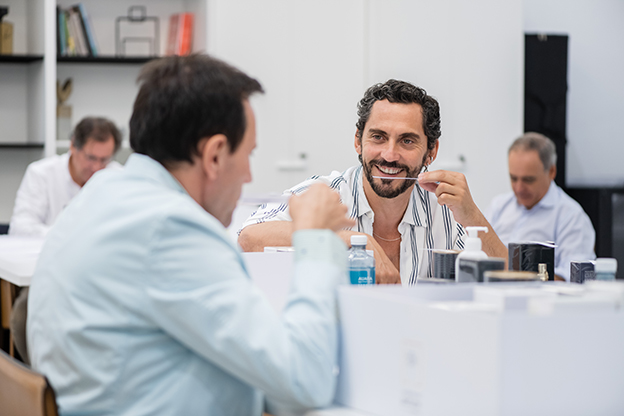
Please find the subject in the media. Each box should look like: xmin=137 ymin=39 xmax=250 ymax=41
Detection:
xmin=335 ymin=284 xmax=624 ymax=416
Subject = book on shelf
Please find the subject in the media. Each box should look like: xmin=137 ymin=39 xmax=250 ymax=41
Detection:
xmin=65 ymin=12 xmax=76 ymax=56
xmin=166 ymin=14 xmax=179 ymax=56
xmin=0 ymin=21 xmax=13 ymax=55
xmin=178 ymin=13 xmax=193 ymax=56
xmin=73 ymin=4 xmax=98 ymax=56
xmin=57 ymin=3 xmax=98 ymax=57
xmin=57 ymin=7 xmax=63 ymax=55
xmin=166 ymin=13 xmax=194 ymax=56
xmin=68 ymin=8 xmax=88 ymax=55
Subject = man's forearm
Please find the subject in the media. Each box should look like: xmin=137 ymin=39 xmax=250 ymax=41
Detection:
xmin=480 ymin=226 xmax=508 ymax=266
xmin=238 ymin=221 xmax=294 ymax=252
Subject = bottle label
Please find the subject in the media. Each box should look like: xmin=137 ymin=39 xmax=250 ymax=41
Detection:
xmin=350 ymin=268 xmax=375 ymax=285
xmin=595 ymin=272 xmax=615 ymax=281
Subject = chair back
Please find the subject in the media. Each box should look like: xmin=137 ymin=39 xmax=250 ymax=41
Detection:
xmin=0 ymin=349 xmax=58 ymax=416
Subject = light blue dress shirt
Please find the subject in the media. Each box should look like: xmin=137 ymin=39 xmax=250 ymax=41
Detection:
xmin=27 ymin=153 xmax=348 ymax=416
xmin=487 ymin=181 xmax=596 ymax=281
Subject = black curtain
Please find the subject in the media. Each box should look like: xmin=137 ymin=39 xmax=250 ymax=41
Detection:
xmin=524 ymin=34 xmax=568 ymax=188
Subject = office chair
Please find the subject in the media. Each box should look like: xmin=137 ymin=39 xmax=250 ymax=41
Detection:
xmin=0 ymin=348 xmax=59 ymax=416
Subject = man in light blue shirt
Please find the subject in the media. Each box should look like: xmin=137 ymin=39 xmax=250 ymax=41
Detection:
xmin=27 ymin=55 xmax=354 ymax=416
xmin=487 ymin=132 xmax=595 ymax=281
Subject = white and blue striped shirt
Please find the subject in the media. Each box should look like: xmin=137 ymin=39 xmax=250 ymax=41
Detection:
xmin=240 ymin=166 xmax=466 ymax=285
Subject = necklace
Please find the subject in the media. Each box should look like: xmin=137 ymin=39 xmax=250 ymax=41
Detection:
xmin=373 ymin=232 xmax=401 ymax=242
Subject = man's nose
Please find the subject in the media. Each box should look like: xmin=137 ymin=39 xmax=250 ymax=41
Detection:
xmin=380 ymin=141 xmax=400 ymax=162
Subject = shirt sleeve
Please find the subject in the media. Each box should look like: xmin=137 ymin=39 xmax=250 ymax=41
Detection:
xmin=554 ymin=206 xmax=596 ymax=281
xmin=238 ymin=172 xmax=344 ymax=234
xmin=9 ymin=165 xmax=52 ymax=237
xmin=144 ymin=208 xmax=348 ymax=410
xmin=239 ymin=201 xmax=292 ymax=232
xmin=485 ymin=194 xmax=505 ymax=226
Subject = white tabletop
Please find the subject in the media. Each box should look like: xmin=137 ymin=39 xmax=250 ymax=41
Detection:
xmin=305 ymin=406 xmax=373 ymax=416
xmin=0 ymin=235 xmax=44 ymax=286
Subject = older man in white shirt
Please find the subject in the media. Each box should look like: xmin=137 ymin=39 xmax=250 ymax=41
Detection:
xmin=9 ymin=116 xmax=122 ymax=364
xmin=9 ymin=116 xmax=122 ymax=237
xmin=487 ymin=132 xmax=596 ymax=281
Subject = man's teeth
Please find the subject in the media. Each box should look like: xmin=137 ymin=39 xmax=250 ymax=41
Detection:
xmin=378 ymin=166 xmax=402 ymax=175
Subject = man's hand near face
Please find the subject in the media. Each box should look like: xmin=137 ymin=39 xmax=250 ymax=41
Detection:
xmin=418 ymin=169 xmax=508 ymax=262
xmin=290 ymin=183 xmax=355 ymax=232
xmin=417 ymin=170 xmax=482 ymax=226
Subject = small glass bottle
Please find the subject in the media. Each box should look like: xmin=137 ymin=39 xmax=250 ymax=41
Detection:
xmin=537 ymin=263 xmax=549 ymax=281
xmin=348 ymin=235 xmax=376 ymax=285
xmin=594 ymin=258 xmax=618 ymax=281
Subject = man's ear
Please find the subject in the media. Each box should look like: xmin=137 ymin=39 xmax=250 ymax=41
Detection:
xmin=549 ymin=163 xmax=557 ymax=181
xmin=354 ymin=132 xmax=362 ymax=156
xmin=199 ymin=134 xmax=229 ymax=181
xmin=428 ymin=140 xmax=440 ymax=164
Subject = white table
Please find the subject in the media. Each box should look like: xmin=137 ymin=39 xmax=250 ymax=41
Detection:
xmin=0 ymin=236 xmax=44 ymax=355
xmin=305 ymin=406 xmax=372 ymax=416
xmin=0 ymin=235 xmax=44 ymax=287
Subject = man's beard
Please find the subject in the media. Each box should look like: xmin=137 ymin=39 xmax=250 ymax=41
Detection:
xmin=361 ymin=154 xmax=427 ymax=199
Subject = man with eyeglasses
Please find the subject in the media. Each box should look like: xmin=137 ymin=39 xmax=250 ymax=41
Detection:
xmin=8 ymin=117 xmax=121 ymax=364
xmin=9 ymin=116 xmax=122 ymax=237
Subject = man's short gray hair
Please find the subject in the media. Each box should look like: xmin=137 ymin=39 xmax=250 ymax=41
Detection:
xmin=508 ymin=132 xmax=557 ymax=171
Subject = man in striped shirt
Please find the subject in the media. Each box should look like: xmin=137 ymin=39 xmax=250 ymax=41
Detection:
xmin=239 ymin=80 xmax=506 ymax=284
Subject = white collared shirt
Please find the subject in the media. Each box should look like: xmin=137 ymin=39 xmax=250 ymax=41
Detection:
xmin=9 ymin=152 xmax=121 ymax=237
xmin=240 ymin=165 xmax=466 ymax=285
xmin=487 ymin=181 xmax=596 ymax=281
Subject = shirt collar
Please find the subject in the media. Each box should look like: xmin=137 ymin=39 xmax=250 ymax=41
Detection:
xmin=123 ymin=153 xmax=188 ymax=195
xmin=354 ymin=166 xmax=374 ymax=219
xmin=521 ymin=180 xmax=557 ymax=211
xmin=62 ymin=152 xmax=79 ymax=189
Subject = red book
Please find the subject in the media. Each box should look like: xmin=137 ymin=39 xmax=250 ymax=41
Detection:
xmin=177 ymin=13 xmax=194 ymax=56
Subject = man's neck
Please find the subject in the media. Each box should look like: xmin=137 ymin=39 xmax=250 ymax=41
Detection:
xmin=68 ymin=153 xmax=85 ymax=187
xmin=362 ymin=177 xmax=412 ymax=231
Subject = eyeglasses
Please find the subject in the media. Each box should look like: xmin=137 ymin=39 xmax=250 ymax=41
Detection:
xmin=79 ymin=149 xmax=113 ymax=165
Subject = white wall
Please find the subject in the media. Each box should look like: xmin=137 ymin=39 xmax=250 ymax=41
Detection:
xmin=0 ymin=150 xmax=45 ymax=222
xmin=524 ymin=0 xmax=624 ymax=187
xmin=207 ymin=0 xmax=366 ymax=196
xmin=208 ymin=0 xmax=524 ymax=210
xmin=5 ymin=1 xmax=621 ymax=223
xmin=366 ymin=0 xmax=523 ymax=210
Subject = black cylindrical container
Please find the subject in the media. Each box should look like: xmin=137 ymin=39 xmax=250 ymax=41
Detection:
xmin=432 ymin=249 xmax=459 ymax=280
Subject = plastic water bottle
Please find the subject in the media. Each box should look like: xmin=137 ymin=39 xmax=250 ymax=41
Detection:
xmin=594 ymin=258 xmax=618 ymax=281
xmin=349 ymin=235 xmax=375 ymax=285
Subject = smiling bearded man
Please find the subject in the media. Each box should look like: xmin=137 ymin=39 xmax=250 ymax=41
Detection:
xmin=238 ymin=79 xmax=507 ymax=284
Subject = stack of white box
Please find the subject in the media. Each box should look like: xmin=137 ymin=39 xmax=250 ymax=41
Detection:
xmin=335 ymin=282 xmax=624 ymax=416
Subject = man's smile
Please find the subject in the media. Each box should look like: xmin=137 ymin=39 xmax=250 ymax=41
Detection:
xmin=376 ymin=165 xmax=403 ymax=176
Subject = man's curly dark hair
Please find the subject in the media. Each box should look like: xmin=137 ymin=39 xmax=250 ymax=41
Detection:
xmin=355 ymin=79 xmax=441 ymax=151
